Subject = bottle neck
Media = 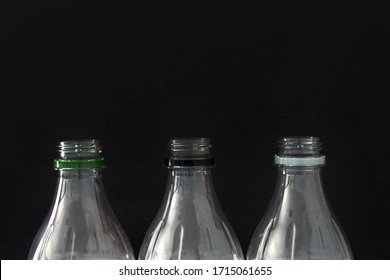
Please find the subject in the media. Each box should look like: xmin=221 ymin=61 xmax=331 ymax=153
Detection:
xmin=277 ymin=165 xmax=323 ymax=188
xmin=168 ymin=168 xmax=214 ymax=193
xmin=59 ymin=168 xmax=102 ymax=179
xmin=161 ymin=168 xmax=216 ymax=217
xmin=274 ymin=165 xmax=330 ymax=215
xmin=54 ymin=168 xmax=106 ymax=205
xmin=161 ymin=168 xmax=218 ymax=226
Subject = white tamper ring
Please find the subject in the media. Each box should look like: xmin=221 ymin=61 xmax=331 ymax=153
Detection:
xmin=274 ymin=155 xmax=326 ymax=166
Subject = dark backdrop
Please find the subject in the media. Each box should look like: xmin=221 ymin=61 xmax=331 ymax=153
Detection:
xmin=1 ymin=0 xmax=389 ymax=259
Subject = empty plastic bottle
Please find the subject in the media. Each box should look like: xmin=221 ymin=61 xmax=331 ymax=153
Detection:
xmin=28 ymin=140 xmax=135 ymax=260
xmin=139 ymin=138 xmax=243 ymax=260
xmin=247 ymin=137 xmax=352 ymax=260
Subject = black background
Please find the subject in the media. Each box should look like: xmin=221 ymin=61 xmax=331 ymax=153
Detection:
xmin=1 ymin=0 xmax=389 ymax=260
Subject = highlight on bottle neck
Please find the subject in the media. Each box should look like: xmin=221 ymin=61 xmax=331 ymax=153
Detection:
xmin=54 ymin=139 xmax=106 ymax=169
xmin=274 ymin=136 xmax=326 ymax=166
xmin=165 ymin=138 xmax=216 ymax=169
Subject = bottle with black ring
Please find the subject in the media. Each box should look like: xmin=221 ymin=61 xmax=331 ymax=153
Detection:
xmin=139 ymin=138 xmax=243 ymax=260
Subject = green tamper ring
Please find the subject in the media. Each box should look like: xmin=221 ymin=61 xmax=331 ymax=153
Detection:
xmin=54 ymin=158 xmax=106 ymax=169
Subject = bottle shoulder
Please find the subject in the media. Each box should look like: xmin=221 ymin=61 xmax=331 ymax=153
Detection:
xmin=140 ymin=216 xmax=243 ymax=260
xmin=28 ymin=212 xmax=134 ymax=259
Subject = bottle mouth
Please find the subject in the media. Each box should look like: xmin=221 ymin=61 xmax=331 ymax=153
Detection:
xmin=168 ymin=138 xmax=211 ymax=157
xmin=275 ymin=136 xmax=325 ymax=166
xmin=54 ymin=139 xmax=106 ymax=169
xmin=59 ymin=139 xmax=102 ymax=159
xmin=165 ymin=138 xmax=215 ymax=168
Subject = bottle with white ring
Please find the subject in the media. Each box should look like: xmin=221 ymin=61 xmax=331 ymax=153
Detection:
xmin=247 ymin=136 xmax=353 ymax=259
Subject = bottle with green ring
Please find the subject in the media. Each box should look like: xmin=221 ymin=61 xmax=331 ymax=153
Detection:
xmin=28 ymin=140 xmax=135 ymax=260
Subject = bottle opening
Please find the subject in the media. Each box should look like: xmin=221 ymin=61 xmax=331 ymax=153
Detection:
xmin=168 ymin=138 xmax=211 ymax=158
xmin=54 ymin=139 xmax=106 ymax=169
xmin=59 ymin=139 xmax=102 ymax=159
xmin=166 ymin=138 xmax=215 ymax=168
xmin=275 ymin=136 xmax=325 ymax=166
xmin=278 ymin=136 xmax=321 ymax=157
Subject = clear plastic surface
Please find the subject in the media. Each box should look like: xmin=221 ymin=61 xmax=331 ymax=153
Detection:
xmin=139 ymin=138 xmax=243 ymax=260
xmin=247 ymin=137 xmax=352 ymax=260
xmin=28 ymin=140 xmax=134 ymax=260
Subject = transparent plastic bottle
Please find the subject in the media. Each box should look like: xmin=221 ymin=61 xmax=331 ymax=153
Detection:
xmin=247 ymin=137 xmax=352 ymax=260
xmin=139 ymin=138 xmax=243 ymax=260
xmin=28 ymin=140 xmax=135 ymax=260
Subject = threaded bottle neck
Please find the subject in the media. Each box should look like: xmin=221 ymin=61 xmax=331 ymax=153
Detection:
xmin=275 ymin=137 xmax=325 ymax=166
xmin=278 ymin=137 xmax=321 ymax=157
xmin=165 ymin=138 xmax=215 ymax=168
xmin=59 ymin=140 xmax=102 ymax=159
xmin=168 ymin=138 xmax=211 ymax=158
xmin=55 ymin=140 xmax=106 ymax=169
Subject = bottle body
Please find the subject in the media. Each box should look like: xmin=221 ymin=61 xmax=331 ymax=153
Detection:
xmin=28 ymin=140 xmax=134 ymax=260
xmin=139 ymin=138 xmax=243 ymax=260
xmin=247 ymin=137 xmax=352 ymax=260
